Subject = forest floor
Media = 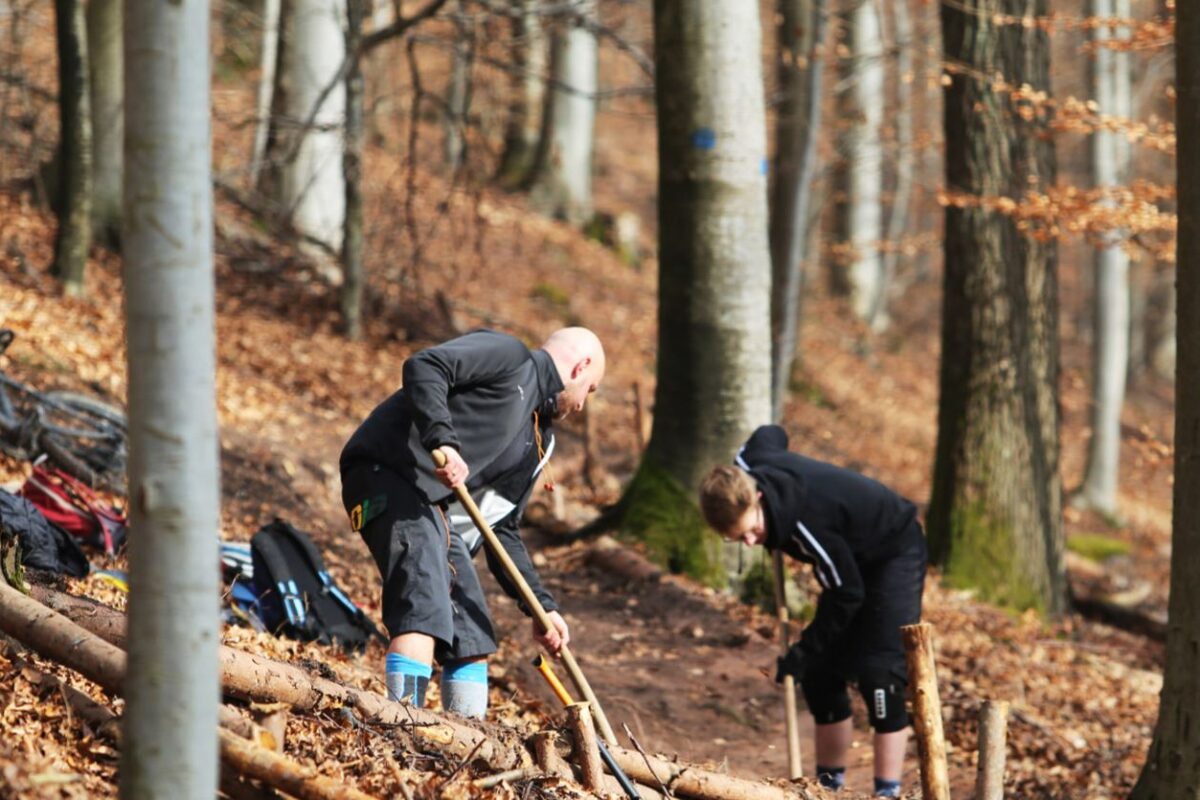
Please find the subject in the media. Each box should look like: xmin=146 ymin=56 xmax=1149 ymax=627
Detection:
xmin=0 ymin=5 xmax=1179 ymax=798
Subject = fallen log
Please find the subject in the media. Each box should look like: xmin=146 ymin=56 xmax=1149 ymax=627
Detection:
xmin=587 ymin=535 xmax=663 ymax=583
xmin=218 ymin=727 xmax=376 ymax=800
xmin=26 ymin=585 xmax=819 ymax=800
xmin=0 ymin=581 xmax=361 ymax=798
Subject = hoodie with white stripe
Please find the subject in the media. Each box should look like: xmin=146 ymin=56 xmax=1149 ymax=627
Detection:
xmin=736 ymin=425 xmax=921 ymax=660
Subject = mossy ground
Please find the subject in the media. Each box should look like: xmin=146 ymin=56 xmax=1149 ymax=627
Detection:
xmin=1067 ymin=532 xmax=1131 ymax=562
xmin=939 ymin=500 xmax=1046 ymax=614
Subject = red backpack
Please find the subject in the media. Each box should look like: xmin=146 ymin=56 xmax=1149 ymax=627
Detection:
xmin=19 ymin=461 xmax=127 ymax=557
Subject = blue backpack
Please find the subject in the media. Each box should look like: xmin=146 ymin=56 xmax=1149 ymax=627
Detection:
xmin=249 ymin=519 xmax=385 ymax=652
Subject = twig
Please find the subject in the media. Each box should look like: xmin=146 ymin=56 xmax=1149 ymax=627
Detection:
xmin=438 ymin=738 xmax=486 ymax=789
xmin=622 ymin=723 xmax=672 ymax=798
xmin=472 ymin=767 xmax=540 ymax=790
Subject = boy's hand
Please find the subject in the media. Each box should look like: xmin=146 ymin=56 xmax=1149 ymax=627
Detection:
xmin=775 ymin=645 xmax=807 ymax=684
xmin=534 ymin=611 xmax=570 ymax=654
xmin=435 ymin=446 xmax=469 ymax=488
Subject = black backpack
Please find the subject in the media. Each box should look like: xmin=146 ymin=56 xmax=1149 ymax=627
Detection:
xmin=0 ymin=488 xmax=89 ymax=578
xmin=250 ymin=519 xmax=385 ymax=652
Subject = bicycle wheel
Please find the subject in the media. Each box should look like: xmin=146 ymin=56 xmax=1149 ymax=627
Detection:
xmin=41 ymin=391 xmax=127 ymax=439
xmin=41 ymin=430 xmax=127 ymax=495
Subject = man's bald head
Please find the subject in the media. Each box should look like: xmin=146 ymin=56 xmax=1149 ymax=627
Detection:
xmin=541 ymin=327 xmax=606 ymax=419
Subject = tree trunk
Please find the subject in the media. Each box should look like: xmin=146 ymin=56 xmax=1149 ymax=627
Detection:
xmin=283 ymin=0 xmax=346 ymax=250
xmin=256 ymin=0 xmax=292 ymax=201
xmin=927 ymin=0 xmax=1066 ymax=616
xmin=769 ymin=0 xmax=828 ymax=421
xmin=832 ymin=0 xmax=886 ymax=329
xmin=1078 ymin=0 xmax=1132 ymax=518
xmin=341 ymin=0 xmax=365 ymax=340
xmin=249 ymin=0 xmax=282 ymax=187
xmin=122 ymin=0 xmax=221 ymax=795
xmin=1130 ymin=2 xmax=1200 ymax=796
xmin=619 ymin=0 xmax=773 ymax=586
xmin=529 ymin=2 xmax=596 ymax=225
xmin=443 ymin=0 xmax=472 ymax=173
xmin=881 ymin=0 xmax=914 ymax=312
xmin=86 ymin=0 xmax=121 ymax=246
xmin=496 ymin=0 xmax=546 ymax=188
xmin=52 ymin=0 xmax=92 ymax=297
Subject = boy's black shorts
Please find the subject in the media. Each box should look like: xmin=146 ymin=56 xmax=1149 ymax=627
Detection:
xmin=341 ymin=462 xmax=498 ymax=663
xmin=800 ymin=522 xmax=927 ymax=733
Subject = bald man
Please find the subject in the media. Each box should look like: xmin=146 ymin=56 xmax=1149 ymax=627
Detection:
xmin=339 ymin=327 xmax=605 ymax=718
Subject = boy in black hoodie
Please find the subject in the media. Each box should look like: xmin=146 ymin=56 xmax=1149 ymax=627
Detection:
xmin=699 ymin=424 xmax=927 ymax=798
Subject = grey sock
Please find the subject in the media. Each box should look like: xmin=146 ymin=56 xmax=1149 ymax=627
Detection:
xmin=440 ymin=660 xmax=488 ymax=719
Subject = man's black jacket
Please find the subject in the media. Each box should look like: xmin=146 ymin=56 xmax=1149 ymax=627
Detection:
xmin=340 ymin=330 xmax=564 ymax=613
xmin=735 ymin=425 xmax=920 ymax=659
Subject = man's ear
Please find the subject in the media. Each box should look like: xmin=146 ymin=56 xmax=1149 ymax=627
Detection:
xmin=571 ymin=356 xmax=592 ymax=379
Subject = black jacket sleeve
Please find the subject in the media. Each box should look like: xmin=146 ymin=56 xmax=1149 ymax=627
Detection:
xmin=483 ymin=480 xmax=557 ymax=615
xmin=401 ymin=331 xmax=531 ymax=453
xmin=795 ymin=526 xmax=865 ymax=658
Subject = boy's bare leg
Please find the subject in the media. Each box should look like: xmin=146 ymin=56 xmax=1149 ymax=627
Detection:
xmin=389 ymin=631 xmax=435 ymax=661
xmin=873 ymin=728 xmax=909 ymax=781
xmin=815 ymin=717 xmax=853 ymax=767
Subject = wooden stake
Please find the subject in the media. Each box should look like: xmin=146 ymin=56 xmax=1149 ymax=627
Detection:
xmin=976 ymin=700 xmax=1009 ymax=800
xmin=771 ymin=551 xmax=803 ymax=779
xmin=566 ymin=702 xmax=605 ymax=792
xmin=532 ymin=730 xmax=573 ymax=779
xmin=901 ymin=622 xmax=951 ymax=800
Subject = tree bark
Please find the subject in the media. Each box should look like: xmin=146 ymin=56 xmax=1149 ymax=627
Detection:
xmin=122 ymin=0 xmax=221 ymax=794
xmin=1078 ymin=0 xmax=1133 ymax=517
xmin=620 ymin=0 xmax=773 ymax=587
xmin=443 ymin=0 xmax=472 ymax=173
xmin=249 ymin=0 xmax=283 ymax=187
xmin=496 ymin=0 xmax=547 ymax=188
xmin=86 ymin=0 xmax=121 ymax=245
xmin=529 ymin=2 xmax=596 ymax=225
xmin=1130 ymin=2 xmax=1200 ymax=796
xmin=769 ymin=0 xmax=828 ymax=420
xmin=256 ymin=0 xmax=292 ymax=201
xmin=881 ymin=0 xmax=914 ymax=313
xmin=928 ymin=0 xmax=1066 ymax=616
xmin=975 ymin=700 xmax=1008 ymax=800
xmin=902 ymin=623 xmax=950 ymax=800
xmin=51 ymin=0 xmax=92 ymax=297
xmin=341 ymin=0 xmax=365 ymax=340
xmin=565 ymin=702 xmax=604 ymax=792
xmin=283 ymin=0 xmax=346 ymax=250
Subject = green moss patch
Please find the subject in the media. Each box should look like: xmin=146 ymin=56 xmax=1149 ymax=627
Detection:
xmin=1066 ymin=533 xmax=1130 ymax=563
xmin=616 ymin=458 xmax=726 ymax=588
xmin=942 ymin=500 xmax=1045 ymax=614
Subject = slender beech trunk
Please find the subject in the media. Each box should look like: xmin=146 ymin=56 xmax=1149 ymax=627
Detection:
xmin=52 ymin=0 xmax=91 ymax=296
xmin=618 ymin=0 xmax=772 ymax=586
xmin=928 ymin=0 xmax=1066 ymax=615
xmin=121 ymin=0 xmax=221 ymax=796
xmin=1131 ymin=2 xmax=1200 ymax=795
xmin=283 ymin=0 xmax=346 ymax=250
xmin=769 ymin=0 xmax=827 ymax=421
xmin=1078 ymin=0 xmax=1133 ymax=517
xmin=443 ymin=0 xmax=472 ymax=173
xmin=249 ymin=0 xmax=282 ymax=187
xmin=86 ymin=0 xmax=121 ymax=245
xmin=496 ymin=0 xmax=546 ymax=187
xmin=880 ymin=0 xmax=914 ymax=315
xmin=341 ymin=0 xmax=364 ymax=340
xmin=832 ymin=0 xmax=886 ymax=328
xmin=257 ymin=0 xmax=291 ymax=201
xmin=530 ymin=2 xmax=596 ymax=225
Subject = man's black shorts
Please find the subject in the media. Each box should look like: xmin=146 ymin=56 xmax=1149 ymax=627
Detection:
xmin=341 ymin=463 xmax=498 ymax=663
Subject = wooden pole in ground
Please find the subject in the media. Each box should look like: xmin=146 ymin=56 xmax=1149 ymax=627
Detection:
xmin=532 ymin=730 xmax=573 ymax=779
xmin=901 ymin=622 xmax=951 ymax=800
xmin=976 ymin=700 xmax=1009 ymax=800
xmin=771 ymin=550 xmax=803 ymax=779
xmin=566 ymin=702 xmax=605 ymax=792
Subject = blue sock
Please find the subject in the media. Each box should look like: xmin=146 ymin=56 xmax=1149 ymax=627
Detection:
xmin=874 ymin=777 xmax=902 ymax=798
xmin=440 ymin=660 xmax=488 ymax=719
xmin=385 ymin=653 xmax=432 ymax=706
xmin=817 ymin=766 xmax=845 ymax=790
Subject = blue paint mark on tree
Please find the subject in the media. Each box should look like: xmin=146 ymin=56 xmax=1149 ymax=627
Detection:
xmin=691 ymin=128 xmax=717 ymax=150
